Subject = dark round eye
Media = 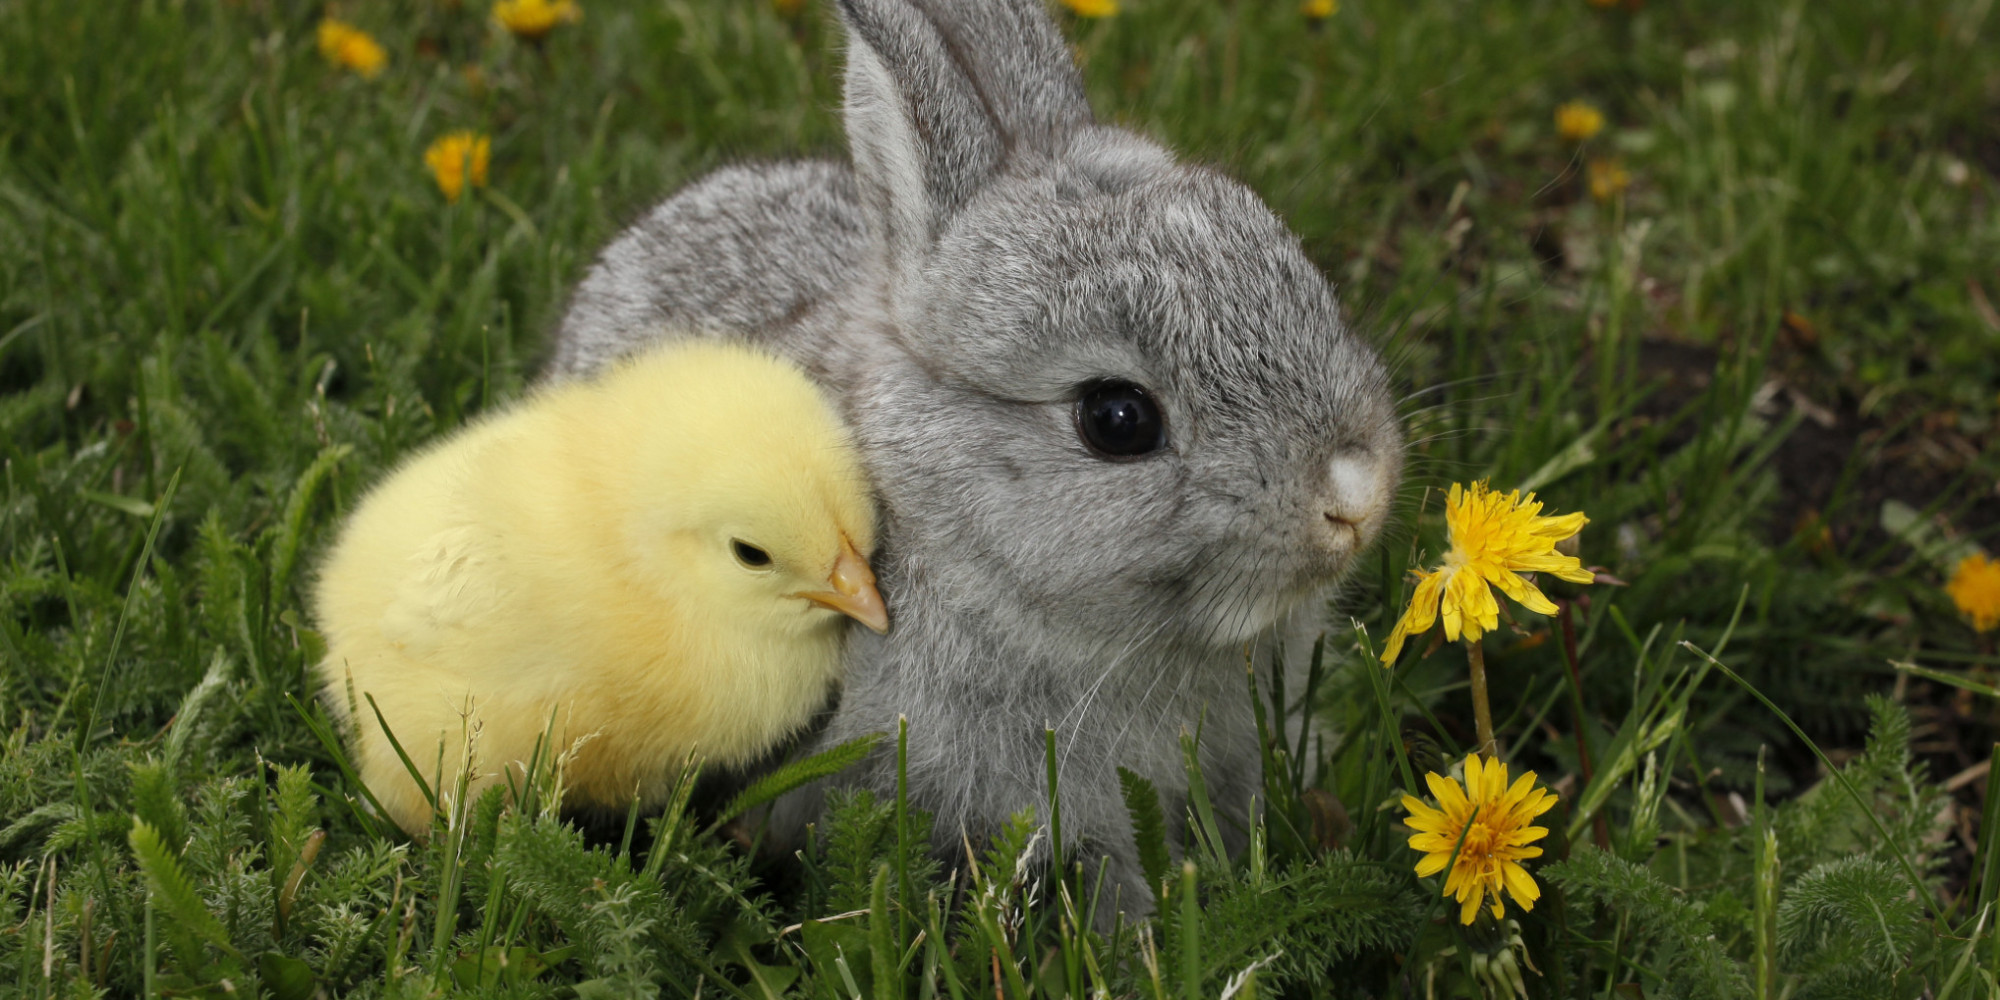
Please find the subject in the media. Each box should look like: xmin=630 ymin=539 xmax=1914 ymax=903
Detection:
xmin=1075 ymin=380 xmax=1165 ymax=459
xmin=731 ymin=540 xmax=772 ymax=568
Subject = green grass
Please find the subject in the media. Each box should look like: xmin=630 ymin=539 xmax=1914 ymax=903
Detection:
xmin=2 ymin=0 xmax=1998 ymax=995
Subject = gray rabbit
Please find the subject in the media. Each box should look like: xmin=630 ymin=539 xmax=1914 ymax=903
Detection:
xmin=549 ymin=0 xmax=1403 ymax=914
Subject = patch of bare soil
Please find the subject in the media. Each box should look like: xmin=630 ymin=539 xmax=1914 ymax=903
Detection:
xmin=1626 ymin=336 xmax=1998 ymax=551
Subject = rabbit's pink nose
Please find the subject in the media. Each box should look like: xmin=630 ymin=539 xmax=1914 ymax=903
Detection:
xmin=1315 ymin=453 xmax=1386 ymax=556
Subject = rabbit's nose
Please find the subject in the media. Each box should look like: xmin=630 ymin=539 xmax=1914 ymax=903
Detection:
xmin=1318 ymin=452 xmax=1388 ymax=549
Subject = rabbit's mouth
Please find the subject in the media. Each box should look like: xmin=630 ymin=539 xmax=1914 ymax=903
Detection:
xmin=1322 ymin=512 xmax=1364 ymax=553
xmin=1308 ymin=507 xmax=1383 ymax=573
xmin=1163 ymin=445 xmax=1401 ymax=647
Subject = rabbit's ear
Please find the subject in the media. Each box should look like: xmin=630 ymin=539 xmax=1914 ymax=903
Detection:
xmin=836 ymin=0 xmax=1092 ymax=270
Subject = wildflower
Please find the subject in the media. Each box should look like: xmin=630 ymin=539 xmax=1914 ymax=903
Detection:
xmin=1949 ymin=553 xmax=2000 ymax=633
xmin=493 ymin=0 xmax=582 ymax=41
xmin=317 ymin=18 xmax=387 ymax=79
xmin=1402 ymin=755 xmax=1556 ymax=924
xmin=1587 ymin=157 xmax=1630 ymax=201
xmin=424 ymin=132 xmax=491 ymax=203
xmin=1057 ymin=0 xmax=1118 ymax=17
xmin=773 ymin=0 xmax=807 ymax=14
xmin=1380 ymin=482 xmax=1591 ymax=664
xmin=1301 ymin=0 xmax=1337 ymax=18
xmin=1554 ymin=101 xmax=1605 ymax=142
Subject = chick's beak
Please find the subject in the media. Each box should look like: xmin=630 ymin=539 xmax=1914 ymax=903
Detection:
xmin=795 ymin=536 xmax=888 ymax=634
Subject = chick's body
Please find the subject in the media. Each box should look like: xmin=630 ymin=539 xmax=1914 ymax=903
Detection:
xmin=313 ymin=342 xmax=881 ymax=835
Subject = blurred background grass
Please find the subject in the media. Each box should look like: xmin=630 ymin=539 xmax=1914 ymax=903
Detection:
xmin=0 ymin=0 xmax=1996 ymax=995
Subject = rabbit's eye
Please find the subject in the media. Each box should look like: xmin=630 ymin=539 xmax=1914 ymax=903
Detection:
xmin=1075 ymin=381 xmax=1165 ymax=459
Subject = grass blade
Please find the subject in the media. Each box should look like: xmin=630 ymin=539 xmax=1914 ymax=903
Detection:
xmin=714 ymin=731 xmax=885 ymax=826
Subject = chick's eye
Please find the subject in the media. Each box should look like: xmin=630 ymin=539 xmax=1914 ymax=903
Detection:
xmin=731 ymin=540 xmax=772 ymax=569
xmin=1075 ymin=380 xmax=1165 ymax=459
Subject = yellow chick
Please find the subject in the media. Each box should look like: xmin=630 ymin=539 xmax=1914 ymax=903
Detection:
xmin=311 ymin=341 xmax=884 ymax=836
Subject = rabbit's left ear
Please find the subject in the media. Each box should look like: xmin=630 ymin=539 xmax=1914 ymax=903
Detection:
xmin=835 ymin=0 xmax=1093 ymax=274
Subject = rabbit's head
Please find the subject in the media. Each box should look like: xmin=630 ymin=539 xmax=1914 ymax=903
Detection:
xmin=839 ymin=0 xmax=1402 ymax=652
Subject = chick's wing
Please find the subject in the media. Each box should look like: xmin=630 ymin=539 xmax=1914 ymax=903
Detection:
xmin=378 ymin=522 xmax=511 ymax=658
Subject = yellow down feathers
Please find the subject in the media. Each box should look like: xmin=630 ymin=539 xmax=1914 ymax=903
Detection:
xmin=312 ymin=341 xmax=882 ymax=835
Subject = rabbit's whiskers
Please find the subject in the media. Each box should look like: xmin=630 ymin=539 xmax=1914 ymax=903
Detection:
xmin=1403 ymin=428 xmax=1481 ymax=450
xmin=1185 ymin=545 xmax=1259 ymax=657
xmin=1062 ymin=548 xmax=1229 ymax=762
xmin=1212 ymin=554 xmax=1277 ymax=653
xmin=1399 ymin=372 xmax=1500 ymax=408
xmin=1181 ymin=544 xmax=1252 ymax=636
xmin=1058 ymin=609 xmax=1180 ymax=772
xmin=1106 ymin=545 xmax=1240 ymax=757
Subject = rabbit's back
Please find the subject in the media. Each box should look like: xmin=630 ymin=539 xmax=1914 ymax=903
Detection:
xmin=550 ymin=160 xmax=871 ymax=384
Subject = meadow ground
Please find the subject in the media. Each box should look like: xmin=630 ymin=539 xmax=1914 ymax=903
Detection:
xmin=1 ymin=0 xmax=1997 ymax=996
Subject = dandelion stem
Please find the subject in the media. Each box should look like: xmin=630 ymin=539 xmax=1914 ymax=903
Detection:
xmin=1466 ymin=641 xmax=1497 ymax=759
xmin=1557 ymin=599 xmax=1611 ymax=849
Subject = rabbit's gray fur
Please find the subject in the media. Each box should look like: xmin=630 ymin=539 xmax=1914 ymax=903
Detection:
xmin=550 ymin=0 xmax=1403 ymax=914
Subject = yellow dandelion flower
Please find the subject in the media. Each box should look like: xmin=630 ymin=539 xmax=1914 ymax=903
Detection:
xmin=1380 ymin=482 xmax=1591 ymax=664
xmin=1058 ymin=0 xmax=1118 ymax=18
xmin=1587 ymin=157 xmax=1631 ymax=201
xmin=1301 ymin=0 xmax=1337 ymax=18
xmin=1948 ymin=553 xmax=2000 ymax=633
xmin=424 ymin=132 xmax=491 ymax=203
xmin=317 ymin=18 xmax=387 ymax=79
xmin=493 ymin=0 xmax=581 ymax=41
xmin=1554 ymin=101 xmax=1605 ymax=142
xmin=1403 ymin=755 xmax=1556 ymax=925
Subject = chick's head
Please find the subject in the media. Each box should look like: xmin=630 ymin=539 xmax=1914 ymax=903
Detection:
xmin=586 ymin=343 xmax=886 ymax=637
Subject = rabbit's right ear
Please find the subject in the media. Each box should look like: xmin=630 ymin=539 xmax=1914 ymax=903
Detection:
xmin=835 ymin=0 xmax=1092 ymax=274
